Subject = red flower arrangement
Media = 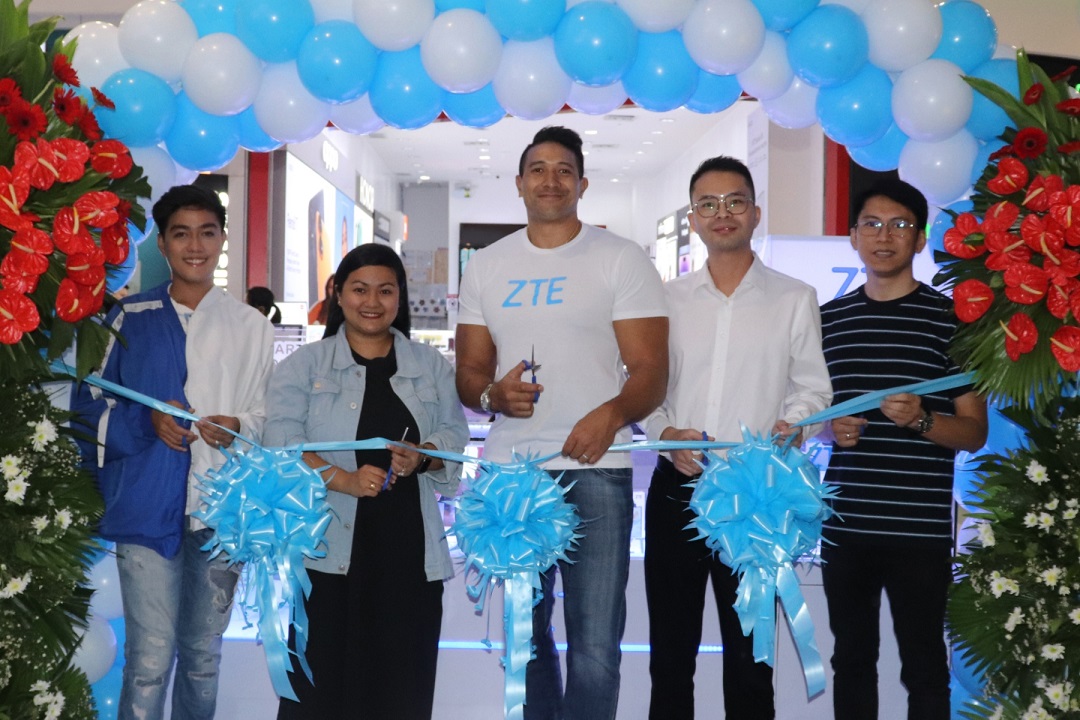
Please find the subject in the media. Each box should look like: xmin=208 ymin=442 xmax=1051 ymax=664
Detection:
xmin=0 ymin=4 xmax=149 ymax=381
xmin=936 ymin=50 xmax=1080 ymax=416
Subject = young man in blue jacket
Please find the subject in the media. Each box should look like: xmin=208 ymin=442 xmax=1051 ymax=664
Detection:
xmin=75 ymin=185 xmax=274 ymax=720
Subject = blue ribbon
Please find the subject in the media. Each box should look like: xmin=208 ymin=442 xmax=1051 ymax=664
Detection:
xmin=794 ymin=372 xmax=976 ymax=427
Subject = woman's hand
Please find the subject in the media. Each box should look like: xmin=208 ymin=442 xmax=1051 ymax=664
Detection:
xmin=389 ymin=442 xmax=423 ymax=478
xmin=337 ymin=464 xmax=388 ymax=498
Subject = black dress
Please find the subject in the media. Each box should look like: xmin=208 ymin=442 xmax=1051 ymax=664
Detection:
xmin=278 ymin=347 xmax=444 ymax=720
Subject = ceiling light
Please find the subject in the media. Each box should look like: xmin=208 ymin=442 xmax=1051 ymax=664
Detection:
xmin=583 ymin=129 xmax=598 ymax=135
xmin=419 ymin=175 xmax=430 ymax=181
xmin=642 ymin=140 xmax=654 ymax=146
xmin=660 ymin=118 xmax=675 ymax=123
xmin=479 ymin=154 xmax=490 ymax=160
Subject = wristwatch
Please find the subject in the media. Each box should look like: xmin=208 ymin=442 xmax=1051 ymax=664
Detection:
xmin=479 ymin=383 xmax=495 ymax=414
xmin=416 ymin=455 xmax=433 ymax=475
xmin=913 ymin=410 xmax=935 ymax=434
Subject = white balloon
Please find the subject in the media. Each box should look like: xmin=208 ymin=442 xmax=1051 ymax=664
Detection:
xmin=761 ymin=76 xmax=819 ymax=129
xmin=87 ymin=555 xmax=124 ymax=621
xmin=892 ymin=58 xmax=972 ymax=142
xmin=118 ymin=0 xmax=197 ymax=83
xmin=421 ymin=10 xmax=502 ymax=94
xmin=822 ymin=0 xmax=870 ymax=11
xmin=311 ymin=0 xmax=353 ymax=23
xmin=182 ymin=33 xmax=263 ymax=116
xmin=130 ymin=145 xmax=177 ymax=201
xmin=737 ymin=31 xmax=793 ymax=101
xmin=898 ymin=129 xmax=978 ymax=206
xmin=493 ymin=38 xmax=572 ymax=122
xmin=329 ymin=94 xmax=385 ymax=134
xmin=682 ymin=0 xmax=766 ymax=76
xmin=615 ymin=0 xmax=695 ymax=32
xmin=567 ymin=81 xmax=628 ymax=115
xmin=253 ymin=62 xmax=332 ymax=144
xmin=993 ymin=43 xmax=1018 ymax=60
xmin=73 ymin=615 xmax=118 ymax=685
xmin=352 ymin=0 xmax=435 ymax=52
xmin=861 ymin=0 xmax=942 ymax=73
xmin=65 ymin=22 xmax=129 ymax=90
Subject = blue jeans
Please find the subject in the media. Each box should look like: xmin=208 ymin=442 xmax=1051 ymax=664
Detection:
xmin=116 ymin=527 xmax=240 ymax=720
xmin=525 ymin=467 xmax=634 ymax=720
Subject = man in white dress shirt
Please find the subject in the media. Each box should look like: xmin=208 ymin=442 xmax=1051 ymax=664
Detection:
xmin=642 ymin=156 xmax=833 ymax=720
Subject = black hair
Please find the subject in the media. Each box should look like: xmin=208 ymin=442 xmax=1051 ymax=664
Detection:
xmin=518 ymin=126 xmax=585 ymax=178
xmin=324 ymin=244 xmax=411 ymax=338
xmin=152 ymin=184 xmax=226 ymax=234
xmin=688 ymin=156 xmax=756 ymax=202
xmin=851 ymin=178 xmax=928 ymax=230
xmin=246 ymin=286 xmax=281 ymax=324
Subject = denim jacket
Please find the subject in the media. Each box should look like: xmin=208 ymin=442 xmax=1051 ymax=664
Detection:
xmin=264 ymin=328 xmax=468 ymax=580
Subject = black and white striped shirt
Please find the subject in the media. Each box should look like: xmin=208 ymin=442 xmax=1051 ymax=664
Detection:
xmin=820 ymin=284 xmax=967 ymax=549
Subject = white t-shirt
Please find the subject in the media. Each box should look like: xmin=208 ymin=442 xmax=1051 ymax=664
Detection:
xmin=458 ymin=225 xmax=667 ymax=469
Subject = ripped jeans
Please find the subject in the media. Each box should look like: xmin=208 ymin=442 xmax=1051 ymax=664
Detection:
xmin=116 ymin=526 xmax=240 ymax=720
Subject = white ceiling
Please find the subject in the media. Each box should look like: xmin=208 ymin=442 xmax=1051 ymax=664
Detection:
xmin=36 ymin=1 xmax=732 ymax=188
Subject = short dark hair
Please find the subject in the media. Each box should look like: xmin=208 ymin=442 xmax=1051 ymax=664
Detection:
xmin=851 ymin=178 xmax=928 ymax=230
xmin=518 ymin=126 xmax=585 ymax=178
xmin=324 ymin=244 xmax=411 ymax=338
xmin=152 ymin=184 xmax=227 ymax=234
xmin=689 ymin=156 xmax=756 ymax=202
xmin=246 ymin=286 xmax=281 ymax=324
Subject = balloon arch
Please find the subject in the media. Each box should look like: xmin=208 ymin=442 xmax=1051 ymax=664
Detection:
xmin=67 ymin=0 xmax=1012 ymax=210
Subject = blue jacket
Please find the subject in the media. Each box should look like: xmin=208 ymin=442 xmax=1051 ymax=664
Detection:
xmin=264 ymin=328 xmax=468 ymax=580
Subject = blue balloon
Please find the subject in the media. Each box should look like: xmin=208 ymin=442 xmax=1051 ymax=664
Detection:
xmin=971 ymin=138 xmax=1008 ymax=185
xmin=930 ymin=1 xmax=996 ymax=74
xmin=91 ymin=661 xmax=123 ymax=720
xmin=750 ymin=0 xmax=818 ymax=32
xmin=106 ymin=245 xmax=138 ymax=295
xmin=927 ymin=199 xmax=973 ymax=254
xmin=685 ymin=70 xmax=742 ymax=114
xmin=237 ymin=106 xmax=282 ymax=152
xmin=485 ymin=0 xmax=564 ymax=41
xmin=297 ymin=21 xmax=378 ymax=104
xmin=369 ymin=47 xmax=446 ymax=130
xmin=438 ymin=0 xmax=484 ymax=8
xmin=179 ymin=0 xmax=238 ymax=36
xmin=235 ymin=0 xmax=314 ymax=62
xmin=443 ymin=84 xmax=506 ymax=128
xmin=622 ymin=31 xmax=699 ymax=112
xmin=952 ymin=646 xmax=987 ymax=696
xmin=554 ymin=2 xmax=638 ymax=87
xmin=96 ymin=69 xmax=177 ymax=148
xmin=966 ymin=58 xmax=1020 ymax=141
xmin=816 ymin=64 xmax=893 ymax=148
xmin=164 ymin=93 xmax=240 ymax=171
xmin=787 ymin=5 xmax=869 ymax=89
xmin=848 ymin=123 xmax=908 ymax=172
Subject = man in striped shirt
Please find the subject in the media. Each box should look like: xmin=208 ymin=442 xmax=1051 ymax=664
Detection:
xmin=818 ymin=178 xmax=987 ymax=720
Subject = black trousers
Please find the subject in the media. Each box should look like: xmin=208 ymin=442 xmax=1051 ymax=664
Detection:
xmin=644 ymin=457 xmax=775 ymax=720
xmin=821 ymin=542 xmax=952 ymax=720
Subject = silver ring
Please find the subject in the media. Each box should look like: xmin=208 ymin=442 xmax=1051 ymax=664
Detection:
xmin=846 ymin=433 xmax=852 ymax=440
xmin=581 ymin=454 xmax=589 ymax=461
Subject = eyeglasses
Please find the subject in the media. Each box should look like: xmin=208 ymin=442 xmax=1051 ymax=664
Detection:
xmin=855 ymin=218 xmax=919 ymax=238
xmin=692 ymin=194 xmax=753 ymax=217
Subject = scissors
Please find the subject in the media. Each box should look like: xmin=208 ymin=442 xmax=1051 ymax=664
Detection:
xmin=522 ymin=345 xmax=541 ymax=402
xmin=382 ymin=427 xmax=409 ymax=491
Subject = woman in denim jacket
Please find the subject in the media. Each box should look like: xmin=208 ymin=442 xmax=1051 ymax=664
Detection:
xmin=268 ymin=244 xmax=468 ymax=720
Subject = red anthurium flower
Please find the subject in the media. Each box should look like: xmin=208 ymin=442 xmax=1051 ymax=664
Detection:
xmin=1057 ymin=99 xmax=1080 ymax=117
xmin=0 ymin=288 xmax=40 ymax=344
xmin=52 ymin=206 xmax=97 ymax=255
xmin=1013 ymin=127 xmax=1049 ymax=159
xmin=14 ymin=140 xmax=60 ymax=191
xmin=1001 ymin=312 xmax=1038 ymax=361
xmin=1023 ymin=84 xmax=1044 ymax=105
xmin=90 ymin=140 xmax=133 ymax=179
xmin=2 ymin=227 xmax=53 ymax=277
xmin=983 ymin=201 xmax=1021 ymax=232
xmin=1049 ymin=186 xmax=1080 ymax=239
xmin=1050 ymin=326 xmax=1080 ymax=371
xmin=987 ymin=158 xmax=1030 ymax=196
xmin=1044 ymin=247 xmax=1080 ymax=284
xmin=77 ymin=110 xmax=102 ymax=141
xmin=0 ymin=164 xmax=37 ymax=232
xmin=75 ymin=191 xmax=120 ymax=228
xmin=1 ymin=271 xmax=39 ymax=295
xmin=0 ymin=78 xmax=21 ymax=113
xmin=985 ymin=231 xmax=1032 ymax=271
xmin=50 ymin=138 xmax=90 ymax=182
xmin=943 ymin=213 xmax=987 ymax=259
xmin=56 ymin=277 xmax=102 ymax=323
xmin=1024 ymin=174 xmax=1065 ymax=212
xmin=1004 ymin=263 xmax=1049 ymax=304
xmin=52 ymin=54 xmax=80 ymax=87
xmin=953 ymin=279 xmax=994 ymax=322
xmin=4 ymin=98 xmax=47 ymax=142
xmin=66 ymin=248 xmax=106 ymax=287
xmin=100 ymin=222 xmax=129 ymax=265
xmin=1047 ymin=279 xmax=1079 ymax=319
xmin=90 ymin=87 xmax=115 ymax=111
xmin=1060 ymin=141 xmax=1080 ymax=155
xmin=1020 ymin=213 xmax=1065 ymax=256
xmin=52 ymin=86 xmax=83 ymax=125
xmin=988 ymin=145 xmax=1014 ymax=162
